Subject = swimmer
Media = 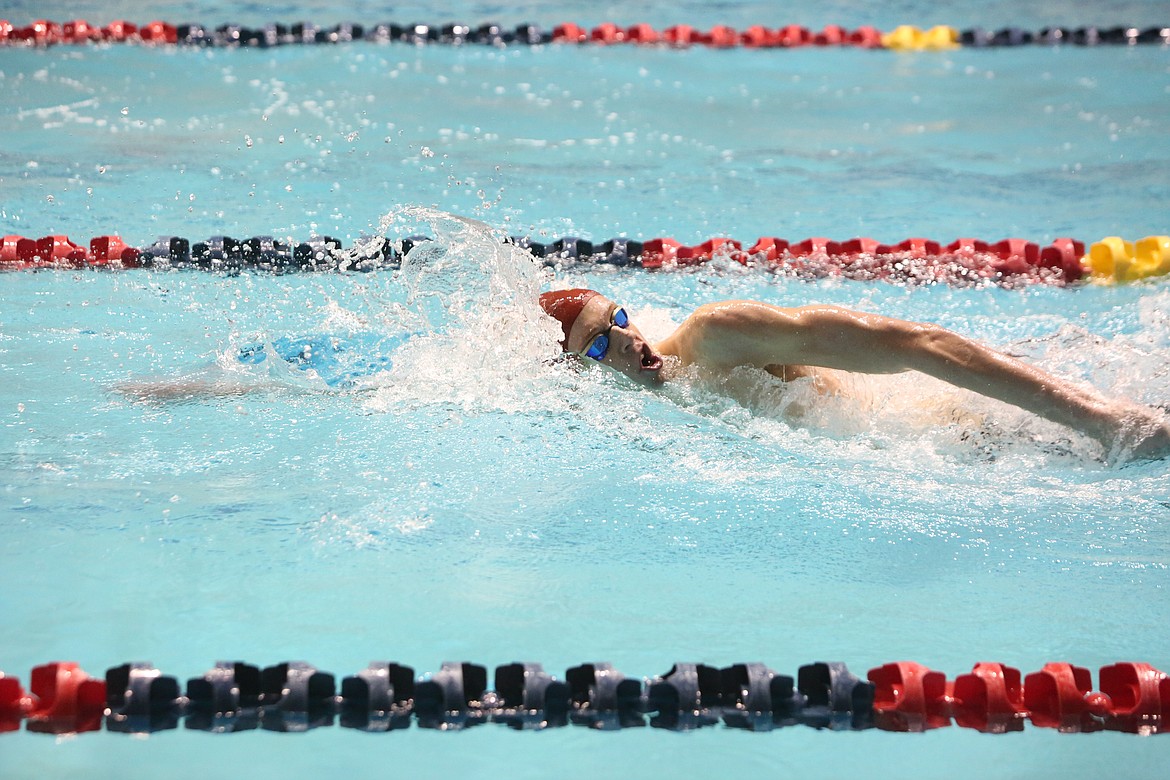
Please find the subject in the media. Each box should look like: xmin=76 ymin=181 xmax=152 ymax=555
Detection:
xmin=539 ymin=288 xmax=1170 ymax=460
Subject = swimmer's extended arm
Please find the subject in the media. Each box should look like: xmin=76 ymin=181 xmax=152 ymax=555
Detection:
xmin=669 ymin=301 xmax=1170 ymax=457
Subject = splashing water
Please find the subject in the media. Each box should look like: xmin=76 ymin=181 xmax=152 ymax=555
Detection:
xmin=362 ymin=207 xmax=571 ymax=415
xmin=372 ymin=206 xmax=545 ymax=326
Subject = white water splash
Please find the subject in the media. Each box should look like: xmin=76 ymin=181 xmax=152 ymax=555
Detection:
xmin=362 ymin=207 xmax=572 ymax=415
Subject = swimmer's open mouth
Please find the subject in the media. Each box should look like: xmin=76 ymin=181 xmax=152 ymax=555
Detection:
xmin=641 ymin=347 xmax=664 ymax=372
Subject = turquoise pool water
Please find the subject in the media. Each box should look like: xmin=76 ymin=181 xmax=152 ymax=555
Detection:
xmin=2 ymin=1 xmax=1170 ymax=778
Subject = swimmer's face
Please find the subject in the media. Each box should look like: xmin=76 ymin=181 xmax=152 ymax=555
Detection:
xmin=566 ymin=295 xmax=665 ymax=385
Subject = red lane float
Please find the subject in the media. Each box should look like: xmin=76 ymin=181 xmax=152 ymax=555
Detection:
xmin=829 ymin=237 xmax=881 ymax=255
xmin=951 ymin=662 xmax=1030 ymax=733
xmin=868 ymin=661 xmax=951 ymax=732
xmin=662 ymin=25 xmax=702 ymax=47
xmin=1 ymin=233 xmax=141 ymax=269
xmin=741 ymin=25 xmax=778 ymax=48
xmin=728 ymin=235 xmax=1090 ymax=285
xmin=90 ymin=235 xmax=143 ymax=267
xmin=848 ymin=27 xmax=885 ymax=48
xmin=25 ymin=662 xmax=106 ymax=734
xmin=789 ymin=236 xmax=832 ymax=257
xmin=743 ymin=237 xmax=790 ymax=264
xmin=1099 ymin=662 xmax=1170 ymax=734
xmin=814 ymin=25 xmax=846 ymax=46
xmin=551 ymin=23 xmax=587 ymax=43
xmin=869 ymin=661 xmax=1168 ymax=735
xmin=876 ymin=237 xmax=941 ymax=256
xmin=1024 ymin=663 xmax=1109 ymax=733
xmin=102 ymin=20 xmax=137 ymax=41
xmin=640 ymin=237 xmax=682 ymax=268
xmin=139 ymin=21 xmax=179 ymax=44
xmin=706 ymin=26 xmax=740 ymax=48
xmin=0 ymin=673 xmax=32 ymax=732
xmin=590 ymin=23 xmax=625 ymax=45
xmin=25 ymin=19 xmax=62 ymax=45
xmin=9 ymin=18 xmax=175 ymax=45
xmin=61 ymin=19 xmax=100 ymax=43
xmin=676 ymin=237 xmax=742 ymax=266
xmin=626 ymin=24 xmax=660 ymax=45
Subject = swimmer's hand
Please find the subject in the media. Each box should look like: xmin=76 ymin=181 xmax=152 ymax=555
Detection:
xmin=1110 ymin=403 xmax=1170 ymax=462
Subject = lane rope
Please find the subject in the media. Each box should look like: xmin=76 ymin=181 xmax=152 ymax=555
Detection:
xmin=1 ymin=20 xmax=1168 ymax=50
xmin=2 ymin=659 xmax=1167 ymax=735
xmin=3 ymin=232 xmax=1169 ymax=285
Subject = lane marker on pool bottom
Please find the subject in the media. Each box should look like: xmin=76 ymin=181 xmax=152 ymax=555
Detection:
xmin=1 ymin=20 xmax=1169 ymax=50
xmin=3 ymin=232 xmax=1169 ymax=285
xmin=1 ymin=659 xmax=1167 ymax=735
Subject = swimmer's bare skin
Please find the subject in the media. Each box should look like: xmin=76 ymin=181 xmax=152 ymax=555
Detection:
xmin=114 ymin=378 xmax=254 ymax=403
xmin=561 ymin=294 xmax=1170 ymax=460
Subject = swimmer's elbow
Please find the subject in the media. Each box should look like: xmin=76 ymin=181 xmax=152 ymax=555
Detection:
xmin=800 ymin=308 xmax=927 ymax=373
xmin=906 ymin=324 xmax=981 ymax=371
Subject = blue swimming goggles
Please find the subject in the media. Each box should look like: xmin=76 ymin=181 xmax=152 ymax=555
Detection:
xmin=580 ymin=307 xmax=629 ymax=361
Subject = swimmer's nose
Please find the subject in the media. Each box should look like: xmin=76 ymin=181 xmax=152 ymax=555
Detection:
xmin=615 ymin=328 xmax=641 ymax=353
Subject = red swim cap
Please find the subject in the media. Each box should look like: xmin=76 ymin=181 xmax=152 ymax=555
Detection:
xmin=538 ymin=288 xmax=599 ymax=350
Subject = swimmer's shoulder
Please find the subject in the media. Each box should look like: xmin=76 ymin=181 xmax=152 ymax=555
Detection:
xmin=684 ymin=300 xmax=799 ymax=332
xmin=661 ymin=300 xmax=800 ymax=366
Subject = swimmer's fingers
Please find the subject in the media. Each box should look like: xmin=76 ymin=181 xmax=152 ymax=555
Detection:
xmin=1117 ymin=408 xmax=1170 ymax=462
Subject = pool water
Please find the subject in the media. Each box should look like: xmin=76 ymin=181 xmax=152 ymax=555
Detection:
xmin=2 ymin=1 xmax=1170 ymax=778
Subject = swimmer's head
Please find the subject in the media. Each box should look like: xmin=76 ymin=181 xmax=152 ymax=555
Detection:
xmin=538 ymin=288 xmax=665 ymax=385
xmin=538 ymin=288 xmax=599 ymax=350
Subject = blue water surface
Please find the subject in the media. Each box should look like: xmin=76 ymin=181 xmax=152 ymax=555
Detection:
xmin=2 ymin=2 xmax=1170 ymax=779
